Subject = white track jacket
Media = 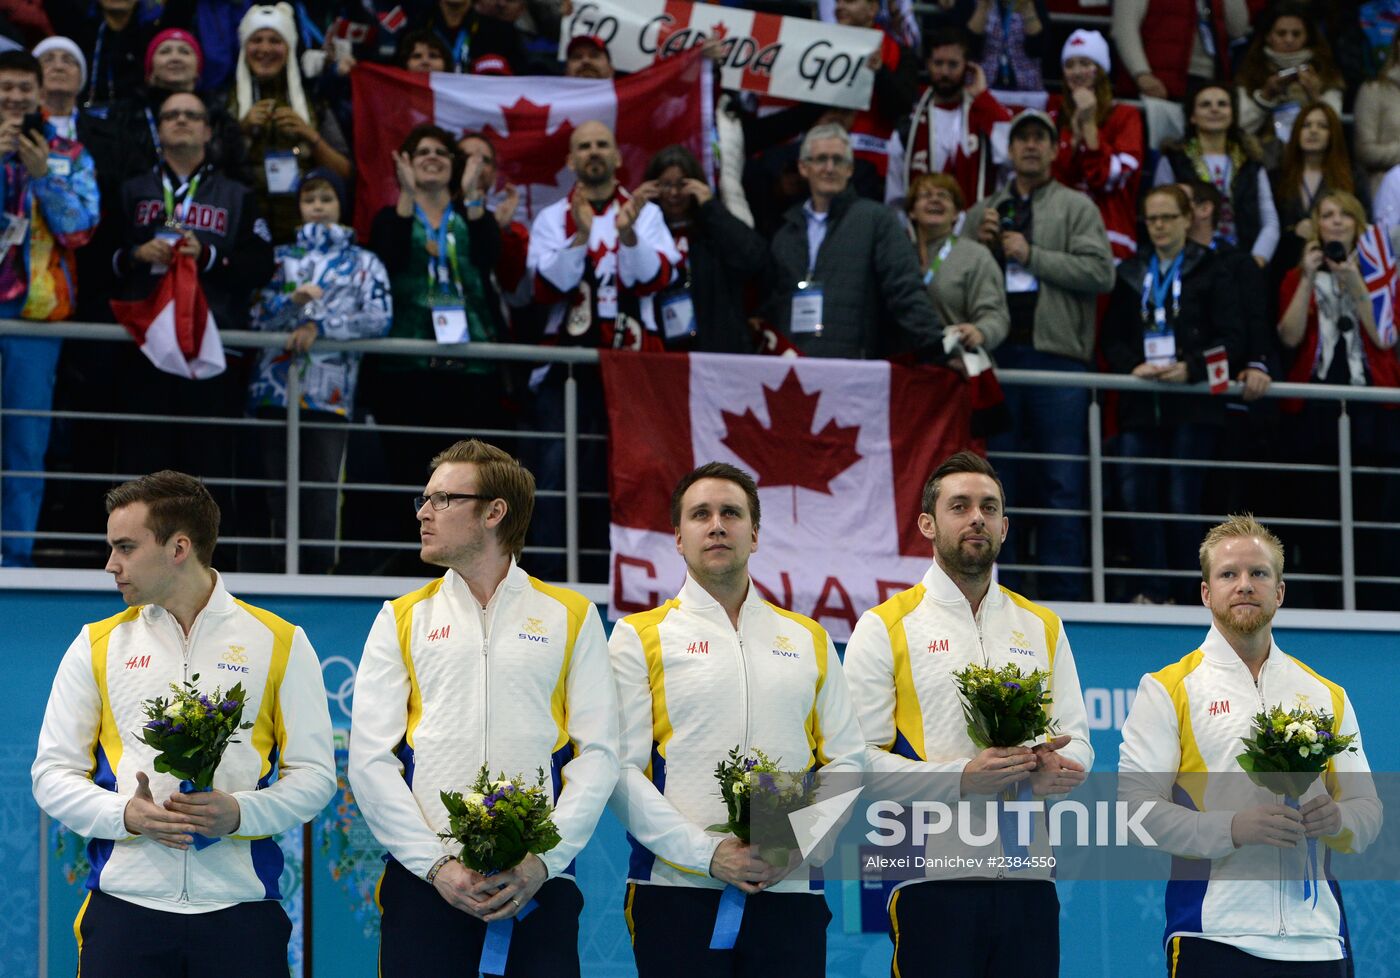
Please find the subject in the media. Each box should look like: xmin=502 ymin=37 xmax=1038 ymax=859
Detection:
xmin=31 ymin=575 xmax=335 ymax=913
xmin=1118 ymin=626 xmax=1381 ymax=961
xmin=608 ymin=575 xmax=865 ymax=892
xmin=348 ymin=563 xmax=618 ymax=880
xmin=843 ymin=561 xmax=1094 ymax=882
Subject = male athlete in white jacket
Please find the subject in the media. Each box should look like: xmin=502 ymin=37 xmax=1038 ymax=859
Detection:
xmin=32 ymin=471 xmax=335 ymax=977
xmin=1119 ymin=514 xmax=1381 ymax=977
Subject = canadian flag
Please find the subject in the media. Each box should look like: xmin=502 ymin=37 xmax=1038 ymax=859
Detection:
xmin=350 ymin=51 xmax=712 ymax=236
xmin=110 ymin=253 xmax=225 ymax=380
xmin=1204 ymin=345 xmax=1229 ymax=394
xmin=602 ymin=352 xmax=972 ymax=639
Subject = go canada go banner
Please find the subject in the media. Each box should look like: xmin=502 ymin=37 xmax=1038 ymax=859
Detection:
xmin=561 ymin=0 xmax=884 ymax=110
xmin=601 ymin=352 xmax=971 ymax=639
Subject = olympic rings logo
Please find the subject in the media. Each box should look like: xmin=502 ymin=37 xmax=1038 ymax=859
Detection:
xmin=320 ymin=655 xmax=359 ymax=722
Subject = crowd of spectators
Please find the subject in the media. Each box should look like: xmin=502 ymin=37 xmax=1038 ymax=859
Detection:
xmin=0 ymin=0 xmax=1396 ymax=610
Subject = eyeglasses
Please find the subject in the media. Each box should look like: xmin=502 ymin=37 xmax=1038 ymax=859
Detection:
xmin=412 ymin=146 xmax=453 ymax=159
xmin=413 ymin=491 xmax=491 ymax=512
xmin=159 ymin=108 xmax=207 ymax=122
xmin=803 ymin=153 xmax=851 ymax=169
xmin=1143 ymin=213 xmax=1185 ymax=225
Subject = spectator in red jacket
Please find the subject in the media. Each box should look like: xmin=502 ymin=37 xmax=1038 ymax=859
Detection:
xmin=1051 ymin=29 xmax=1144 ymax=263
xmin=833 ymin=0 xmax=918 ymax=188
xmin=893 ymin=26 xmax=1012 ymax=209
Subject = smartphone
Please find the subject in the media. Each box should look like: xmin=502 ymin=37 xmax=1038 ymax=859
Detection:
xmin=20 ymin=111 xmax=44 ymax=139
xmin=1275 ymin=66 xmax=1301 ymax=80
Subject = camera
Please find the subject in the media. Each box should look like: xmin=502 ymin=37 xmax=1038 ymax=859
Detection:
xmin=1338 ymin=315 xmax=1355 ymax=333
xmin=997 ymin=199 xmax=1027 ymax=233
xmin=1323 ymin=240 xmax=1348 ymax=264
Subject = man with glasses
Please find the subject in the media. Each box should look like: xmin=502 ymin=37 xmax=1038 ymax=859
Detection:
xmin=112 ymin=90 xmax=274 ymax=501
xmin=768 ymin=122 xmax=941 ymax=359
xmin=349 ymin=439 xmax=619 ymax=976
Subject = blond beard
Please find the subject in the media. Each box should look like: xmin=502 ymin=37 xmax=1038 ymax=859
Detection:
xmin=1216 ymin=602 xmax=1275 ymax=636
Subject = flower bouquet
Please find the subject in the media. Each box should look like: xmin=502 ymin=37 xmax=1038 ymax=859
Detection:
xmin=1236 ymin=705 xmax=1357 ymax=904
xmin=952 ymin=662 xmax=1058 ymax=750
xmin=438 ymin=766 xmax=561 ymax=974
xmin=952 ymin=663 xmax=1059 ymax=859
xmin=704 ymin=747 xmax=815 ymax=949
xmin=134 ymin=674 xmax=253 ymax=849
xmin=1235 ymin=705 xmax=1358 ymax=799
xmin=438 ymin=765 xmax=561 ymax=874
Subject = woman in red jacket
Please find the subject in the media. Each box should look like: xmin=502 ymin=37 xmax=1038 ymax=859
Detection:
xmin=1276 ymin=189 xmax=1399 ymax=605
xmin=1052 ymin=29 xmax=1144 ymax=263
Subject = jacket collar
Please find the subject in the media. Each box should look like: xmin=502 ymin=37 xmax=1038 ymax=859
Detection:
xmin=141 ymin=568 xmax=237 ymax=624
xmin=785 ymin=184 xmax=857 ymax=230
xmin=1199 ymin=622 xmax=1282 ymax=669
xmin=443 ymin=558 xmax=529 ymax=610
xmin=920 ymin=558 xmax=1000 ymax=613
xmin=677 ymin=572 xmax=765 ymax=619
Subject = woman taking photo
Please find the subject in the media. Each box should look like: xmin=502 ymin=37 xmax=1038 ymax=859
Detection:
xmin=1234 ymin=2 xmax=1344 ymax=168
xmin=234 ymin=3 xmax=351 ymax=243
xmin=1102 ymin=185 xmax=1239 ymax=604
xmin=905 ymin=172 xmax=1008 ymax=358
xmin=1156 ymin=83 xmax=1279 ymax=267
xmin=1276 ymin=190 xmax=1399 ymax=604
xmin=636 ymin=144 xmax=768 ymax=353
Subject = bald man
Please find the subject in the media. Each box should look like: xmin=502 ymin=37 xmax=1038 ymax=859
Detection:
xmin=524 ymin=119 xmax=681 ymax=577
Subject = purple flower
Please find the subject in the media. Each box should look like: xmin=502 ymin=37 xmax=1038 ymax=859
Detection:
xmin=1002 ymin=681 xmax=1022 ymax=691
xmin=220 ymin=699 xmax=239 ymax=715
xmin=144 ymin=720 xmax=163 ymax=730
xmin=743 ymin=758 xmax=757 ymax=771
xmin=171 ymin=723 xmax=185 ymax=733
xmin=199 ymin=694 xmax=211 ymax=707
xmin=1318 ymin=730 xmax=1333 ymax=741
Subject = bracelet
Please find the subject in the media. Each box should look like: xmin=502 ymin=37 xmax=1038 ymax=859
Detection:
xmin=426 ymin=855 xmax=453 ymax=884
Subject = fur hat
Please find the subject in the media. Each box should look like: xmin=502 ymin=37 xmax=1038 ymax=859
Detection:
xmin=235 ymin=3 xmax=310 ymax=124
xmin=33 ymin=36 xmax=87 ymax=90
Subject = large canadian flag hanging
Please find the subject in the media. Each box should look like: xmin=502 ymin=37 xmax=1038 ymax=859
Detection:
xmin=351 ymin=51 xmax=712 ymax=236
xmin=602 ymin=352 xmax=972 ymax=639
xmin=110 ymin=253 xmax=225 ymax=379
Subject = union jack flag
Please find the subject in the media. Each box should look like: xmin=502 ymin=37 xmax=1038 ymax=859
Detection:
xmin=1356 ymin=223 xmax=1399 ymax=347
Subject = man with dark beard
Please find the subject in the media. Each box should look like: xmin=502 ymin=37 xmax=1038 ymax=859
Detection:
xmin=1118 ymin=515 xmax=1379 ymax=977
xmin=843 ymin=450 xmax=1092 ymax=978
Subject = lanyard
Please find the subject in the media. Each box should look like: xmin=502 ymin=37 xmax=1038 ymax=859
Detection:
xmin=415 ymin=204 xmax=461 ymax=296
xmin=4 ymin=160 xmax=31 ymax=220
xmin=997 ymin=1 xmax=1015 ymax=83
xmin=922 ymin=237 xmax=955 ymax=286
xmin=84 ymin=24 xmax=116 ymax=106
xmin=161 ymin=170 xmax=203 ymax=226
xmin=144 ymin=108 xmax=161 ymax=157
xmin=1140 ymin=250 xmax=1184 ymax=324
xmin=296 ymin=2 xmax=326 ymax=49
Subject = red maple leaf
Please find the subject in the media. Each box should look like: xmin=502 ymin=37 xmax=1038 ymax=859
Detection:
xmin=482 ymin=97 xmax=574 ymax=188
xmin=720 ymin=368 xmax=863 ymax=516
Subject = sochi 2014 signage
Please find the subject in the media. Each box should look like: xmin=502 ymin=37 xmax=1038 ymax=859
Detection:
xmin=560 ymin=0 xmax=882 ymax=111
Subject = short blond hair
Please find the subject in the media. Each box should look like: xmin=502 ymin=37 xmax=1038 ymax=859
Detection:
xmin=1199 ymin=513 xmax=1284 ymax=580
xmin=429 ymin=440 xmax=536 ymax=559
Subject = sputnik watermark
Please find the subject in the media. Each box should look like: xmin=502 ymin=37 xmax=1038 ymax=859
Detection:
xmin=863 ymin=800 xmax=1159 ymax=848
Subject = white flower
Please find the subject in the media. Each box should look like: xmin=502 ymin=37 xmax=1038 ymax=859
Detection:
xmin=464 ymin=792 xmax=487 ymax=809
xmin=1283 ymin=721 xmax=1317 ymax=743
xmin=1299 ymin=745 xmax=1312 ymax=759
xmin=164 ymin=703 xmax=182 ymax=719
xmin=492 ymin=779 xmax=513 ymax=790
xmin=732 ymin=779 xmax=748 ymax=796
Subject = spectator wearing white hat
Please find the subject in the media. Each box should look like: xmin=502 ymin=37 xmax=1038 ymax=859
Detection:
xmin=1050 ymin=28 xmax=1144 ymax=263
xmin=234 ymin=2 xmax=351 ymax=243
xmin=32 ymin=37 xmax=86 ymax=140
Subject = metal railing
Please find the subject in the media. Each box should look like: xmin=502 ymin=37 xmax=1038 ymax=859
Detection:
xmin=2 ymin=319 xmax=1398 ymax=607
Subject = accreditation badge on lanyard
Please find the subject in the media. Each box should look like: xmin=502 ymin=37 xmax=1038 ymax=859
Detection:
xmin=264 ymin=150 xmax=300 ymax=196
xmin=1141 ymin=251 xmax=1183 ymax=367
xmin=419 ymin=207 xmax=468 ymax=343
xmin=791 ymin=274 xmax=824 ymax=335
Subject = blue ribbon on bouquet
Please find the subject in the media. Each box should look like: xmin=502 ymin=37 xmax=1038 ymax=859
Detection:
xmin=1284 ymin=795 xmax=1319 ymax=908
xmin=998 ymin=779 xmax=1034 ymax=864
xmin=478 ymin=873 xmax=537 ymax=977
xmin=709 ymin=884 xmax=747 ymax=950
xmin=178 ymin=780 xmax=219 ymax=850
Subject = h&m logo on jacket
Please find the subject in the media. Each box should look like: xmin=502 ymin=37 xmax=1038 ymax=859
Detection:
xmin=518 ymin=618 xmax=549 ymax=643
xmin=135 ymin=199 xmax=229 ymax=235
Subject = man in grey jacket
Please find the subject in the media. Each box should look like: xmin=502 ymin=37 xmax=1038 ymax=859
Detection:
xmin=963 ymin=109 xmax=1115 ymax=601
xmin=768 ymin=123 xmax=942 ymax=359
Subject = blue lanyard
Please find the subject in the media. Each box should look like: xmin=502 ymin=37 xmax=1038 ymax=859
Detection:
xmin=414 ymin=204 xmax=460 ymax=295
xmin=296 ymin=3 xmax=326 ymax=49
xmin=1141 ymin=251 xmax=1184 ymax=323
xmin=84 ymin=24 xmax=116 ymax=106
xmin=144 ymin=108 xmax=161 ymax=157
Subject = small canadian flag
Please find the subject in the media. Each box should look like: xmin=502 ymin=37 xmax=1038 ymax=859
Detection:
xmin=1204 ymin=345 xmax=1230 ymax=395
